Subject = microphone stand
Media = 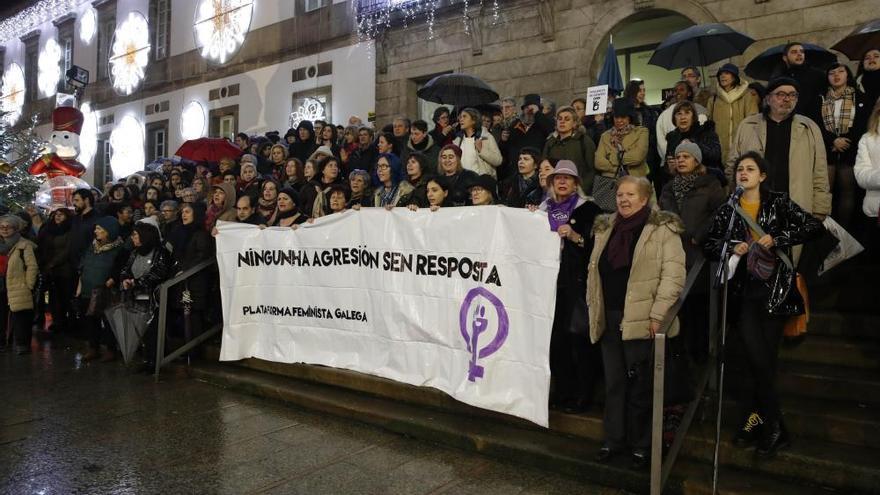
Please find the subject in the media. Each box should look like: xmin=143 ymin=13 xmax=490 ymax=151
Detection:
xmin=712 ymin=198 xmax=739 ymax=495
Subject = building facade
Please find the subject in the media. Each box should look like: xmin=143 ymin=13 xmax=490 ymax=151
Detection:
xmin=0 ymin=0 xmax=375 ymax=185
xmin=371 ymin=0 xmax=877 ymax=123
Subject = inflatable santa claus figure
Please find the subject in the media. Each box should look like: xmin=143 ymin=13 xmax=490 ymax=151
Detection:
xmin=28 ymin=106 xmax=87 ymax=178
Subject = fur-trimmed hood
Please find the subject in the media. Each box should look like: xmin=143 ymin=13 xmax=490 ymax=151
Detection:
xmin=592 ymin=208 xmax=685 ymax=235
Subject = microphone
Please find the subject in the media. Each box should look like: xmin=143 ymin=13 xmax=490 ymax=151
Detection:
xmin=727 ymin=185 xmax=744 ymax=206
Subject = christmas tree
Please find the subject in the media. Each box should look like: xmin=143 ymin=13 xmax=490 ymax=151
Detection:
xmin=0 ymin=111 xmax=46 ymax=213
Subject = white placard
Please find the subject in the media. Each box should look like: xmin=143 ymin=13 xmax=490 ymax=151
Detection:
xmin=216 ymin=207 xmax=561 ymax=426
xmin=586 ymin=84 xmax=609 ymax=116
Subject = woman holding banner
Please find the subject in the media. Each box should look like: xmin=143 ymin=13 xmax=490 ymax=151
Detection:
xmin=589 ymin=175 xmax=686 ymax=468
xmin=534 ymin=160 xmax=603 ymax=414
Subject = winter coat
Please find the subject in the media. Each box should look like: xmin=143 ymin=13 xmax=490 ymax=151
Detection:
xmin=854 ymin=132 xmax=880 ymax=217
xmin=443 ymin=169 xmax=480 ymax=207
xmin=171 ymin=227 xmax=213 ymax=310
xmin=349 ymin=145 xmax=379 ymax=174
xmin=4 ymin=237 xmax=38 ymax=312
xmin=454 ymin=127 xmax=503 ymax=178
xmin=36 ymin=223 xmax=73 ymax=279
xmin=658 ymin=173 xmax=727 ymax=267
xmin=819 ymin=88 xmax=871 ymax=166
xmin=503 ymin=112 xmax=556 ymax=178
xmin=372 ymin=181 xmax=416 ymax=208
xmin=776 ymin=65 xmax=826 ymax=125
xmin=400 ymin=174 xmax=434 ymax=208
xmin=68 ymin=209 xmax=98 ymax=268
xmin=587 ymin=210 xmax=686 ymax=343
xmin=665 ymin=120 xmax=725 ymax=177
xmin=501 ymin=173 xmax=543 ymax=208
xmin=78 ymin=239 xmax=125 ymax=297
xmin=550 ymin=199 xmax=602 ymax=336
xmin=706 ymin=81 xmax=760 ymax=163
xmin=703 ymin=191 xmax=823 ymax=316
xmin=727 ymin=113 xmax=831 ymax=217
xmin=119 ymin=247 xmax=172 ymax=308
xmin=406 ymin=135 xmax=440 ymax=172
xmin=656 ymin=101 xmax=709 ymax=160
xmin=543 ymin=128 xmax=598 ymax=193
xmin=595 ymin=127 xmax=650 ymax=178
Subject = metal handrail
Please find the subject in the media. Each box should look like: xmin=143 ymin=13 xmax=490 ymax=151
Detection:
xmin=650 ymin=255 xmax=711 ymax=495
xmin=153 ymin=259 xmax=220 ymax=378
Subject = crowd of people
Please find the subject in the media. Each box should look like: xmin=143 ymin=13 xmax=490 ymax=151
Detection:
xmin=2 ymin=42 xmax=879 ymax=469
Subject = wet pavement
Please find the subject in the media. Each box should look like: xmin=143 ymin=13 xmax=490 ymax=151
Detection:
xmin=1 ymin=339 xmax=621 ymax=495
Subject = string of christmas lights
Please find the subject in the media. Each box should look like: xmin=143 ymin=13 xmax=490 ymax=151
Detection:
xmin=0 ymin=0 xmax=88 ymax=45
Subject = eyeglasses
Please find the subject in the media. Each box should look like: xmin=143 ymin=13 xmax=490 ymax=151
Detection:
xmin=771 ymin=91 xmax=799 ymax=100
xmin=377 ymin=163 xmax=391 ymax=169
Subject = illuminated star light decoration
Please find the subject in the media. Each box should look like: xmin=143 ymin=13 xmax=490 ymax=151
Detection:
xmin=109 ymin=115 xmax=144 ymax=179
xmin=289 ymin=97 xmax=326 ymax=129
xmin=180 ymin=100 xmax=206 ymax=140
xmin=109 ymin=11 xmax=151 ymax=96
xmin=38 ymin=38 xmax=63 ymax=97
xmin=193 ymin=0 xmax=255 ymax=64
xmin=0 ymin=63 xmax=26 ymax=126
xmin=79 ymin=6 xmax=98 ymax=45
xmin=79 ymin=102 xmax=98 ymax=169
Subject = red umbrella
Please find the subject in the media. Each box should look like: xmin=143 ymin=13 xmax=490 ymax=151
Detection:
xmin=174 ymin=138 xmax=242 ymax=162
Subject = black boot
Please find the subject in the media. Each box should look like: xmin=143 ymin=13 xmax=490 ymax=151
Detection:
xmin=733 ymin=411 xmax=764 ymax=447
xmin=757 ymin=419 xmax=789 ymax=457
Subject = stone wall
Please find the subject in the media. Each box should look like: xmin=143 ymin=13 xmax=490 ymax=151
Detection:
xmin=375 ymin=0 xmax=877 ymax=125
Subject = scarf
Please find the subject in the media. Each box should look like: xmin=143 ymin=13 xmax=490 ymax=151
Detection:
xmin=92 ymin=237 xmax=123 ymax=254
xmin=517 ymin=173 xmax=541 ymax=202
xmin=609 ymin=124 xmax=634 ymax=148
xmin=821 ymin=86 xmax=855 ymax=136
xmin=379 ymin=183 xmax=400 ymax=207
xmin=0 ymin=233 xmax=21 ymax=256
xmin=671 ymin=173 xmax=700 ymax=210
xmin=205 ymin=202 xmax=227 ymax=230
xmin=546 ymin=194 xmax=580 ymax=231
xmin=607 ymin=206 xmax=651 ymax=270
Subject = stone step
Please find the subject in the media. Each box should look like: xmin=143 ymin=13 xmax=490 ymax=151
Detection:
xmin=776 ymin=396 xmax=880 ymax=449
xmin=778 ymin=335 xmax=880 ymax=370
xmin=187 ymin=362 xmax=654 ymax=494
xmin=806 ymin=311 xmax=880 ymax=340
xmin=778 ymin=361 xmax=880 ymax=405
xmin=193 ymin=363 xmax=880 ymax=493
xmin=808 ymin=263 xmax=880 ymax=312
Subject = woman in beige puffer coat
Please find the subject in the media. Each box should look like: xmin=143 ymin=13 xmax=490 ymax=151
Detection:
xmin=1 ymin=215 xmax=38 ymax=354
xmin=706 ymin=63 xmax=759 ymax=164
xmin=587 ymin=176 xmax=686 ymax=467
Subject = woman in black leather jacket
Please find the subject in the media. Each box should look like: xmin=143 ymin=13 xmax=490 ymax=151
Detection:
xmin=703 ymin=151 xmax=822 ymax=458
xmin=119 ymin=218 xmax=171 ymax=369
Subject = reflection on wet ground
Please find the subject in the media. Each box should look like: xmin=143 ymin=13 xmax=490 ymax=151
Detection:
xmin=1 ymin=338 xmax=620 ymax=494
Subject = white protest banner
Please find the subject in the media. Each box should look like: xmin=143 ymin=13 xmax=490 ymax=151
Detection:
xmin=585 ymin=84 xmax=609 ymax=116
xmin=216 ymin=207 xmax=560 ymax=426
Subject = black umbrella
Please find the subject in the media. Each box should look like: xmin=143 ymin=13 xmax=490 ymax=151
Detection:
xmin=744 ymin=43 xmax=838 ymax=81
xmin=416 ymin=73 xmax=500 ymax=107
xmin=831 ymin=19 xmax=880 ymax=60
xmin=648 ymin=23 xmax=754 ymax=69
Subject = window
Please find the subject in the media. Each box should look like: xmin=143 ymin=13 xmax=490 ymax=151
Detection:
xmin=147 ymin=124 xmax=167 ymax=162
xmin=94 ymin=136 xmax=114 ymax=183
xmin=150 ymin=0 xmax=171 ymax=61
xmin=96 ymin=9 xmax=117 ymax=81
xmin=290 ymin=87 xmax=331 ymax=128
xmin=56 ymin=19 xmax=75 ymax=93
xmin=209 ymin=105 xmax=239 ymax=140
xmin=304 ymin=0 xmax=323 ymax=13
xmin=23 ymin=35 xmax=39 ymax=102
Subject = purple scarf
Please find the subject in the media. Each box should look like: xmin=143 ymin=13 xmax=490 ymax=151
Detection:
xmin=547 ymin=194 xmax=580 ymax=231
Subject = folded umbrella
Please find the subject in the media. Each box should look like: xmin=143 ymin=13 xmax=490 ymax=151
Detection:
xmin=417 ymin=73 xmax=500 ymax=108
xmin=105 ymin=298 xmax=152 ymax=364
xmin=597 ymin=42 xmax=625 ymax=95
xmin=831 ymin=19 xmax=880 ymax=60
xmin=648 ymin=23 xmax=754 ymax=69
xmin=175 ymin=138 xmax=243 ymax=163
xmin=745 ymin=43 xmax=837 ymax=81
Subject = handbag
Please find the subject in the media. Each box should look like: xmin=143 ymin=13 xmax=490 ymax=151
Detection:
xmin=783 ymin=273 xmax=810 ymax=341
xmin=86 ymin=287 xmax=110 ymax=316
xmin=590 ymin=149 xmax=628 ymax=212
